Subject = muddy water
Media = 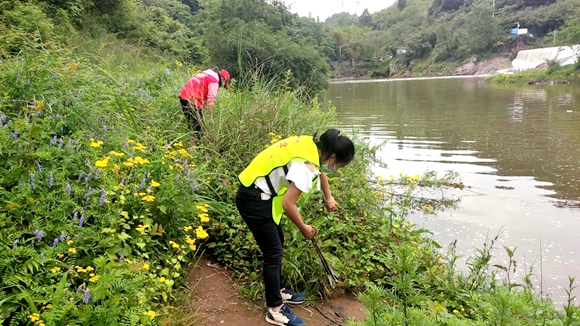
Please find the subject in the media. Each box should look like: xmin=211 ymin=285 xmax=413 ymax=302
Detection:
xmin=329 ymin=76 xmax=580 ymax=306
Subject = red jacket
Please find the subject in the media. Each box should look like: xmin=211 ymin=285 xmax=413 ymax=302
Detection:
xmin=178 ymin=69 xmax=219 ymax=109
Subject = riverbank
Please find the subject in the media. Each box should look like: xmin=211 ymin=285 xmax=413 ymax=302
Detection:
xmin=330 ymin=55 xmax=511 ymax=80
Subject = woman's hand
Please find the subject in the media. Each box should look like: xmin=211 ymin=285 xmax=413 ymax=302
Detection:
xmin=324 ymin=197 xmax=339 ymax=212
xmin=300 ymin=224 xmax=317 ymax=239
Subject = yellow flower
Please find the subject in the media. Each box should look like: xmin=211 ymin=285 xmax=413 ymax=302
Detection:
xmin=90 ymin=139 xmax=104 ymax=148
xmin=204 ymin=204 xmax=209 ymax=207
xmin=136 ymin=224 xmax=148 ymax=232
xmin=95 ymin=156 xmax=110 ymax=168
xmin=270 ymin=138 xmax=279 ymax=144
xmin=57 ymin=253 xmax=64 ymax=259
xmin=113 ymin=164 xmax=120 ymax=174
xmin=198 ymin=213 xmax=210 ymax=223
xmin=176 ymin=148 xmax=191 ymax=158
xmin=143 ymin=263 xmax=150 ymax=270
xmin=196 ymin=205 xmax=208 ymax=213
xmin=123 ymin=158 xmax=134 ymax=167
xmin=453 ymin=309 xmax=459 ymax=314
xmin=185 ymin=236 xmax=195 ymax=245
xmin=127 ymin=139 xmax=135 ymax=144
xmin=371 ymin=215 xmax=377 ymax=219
xmin=89 ymin=275 xmax=100 ymax=282
xmin=268 ymin=132 xmax=276 ymax=136
xmin=144 ymin=310 xmax=157 ymax=318
xmin=169 ymin=241 xmax=180 ymax=249
xmin=133 ymin=156 xmax=150 ymax=165
xmin=150 ymin=180 xmax=160 ymax=187
xmin=410 ymin=175 xmax=420 ymax=181
xmin=184 ymin=226 xmax=193 ymax=232
xmin=85 ymin=266 xmax=94 ymax=272
xmin=169 ymin=165 xmax=174 ymax=171
xmin=67 ymin=240 xmax=73 ymax=245
xmin=195 ymin=226 xmax=209 ymax=239
xmin=159 ymin=277 xmax=166 ymax=283
xmin=68 ymin=247 xmax=77 ymax=254
xmin=142 ymin=195 xmax=155 ymax=202
xmin=189 ymin=244 xmax=197 ymax=251
xmin=28 ymin=313 xmax=40 ymax=322
xmin=174 ymin=141 xmax=184 ymax=147
xmin=109 ymin=151 xmax=125 ymax=157
xmin=133 ymin=143 xmax=147 ymax=152
xmin=50 ymin=267 xmax=61 ymax=273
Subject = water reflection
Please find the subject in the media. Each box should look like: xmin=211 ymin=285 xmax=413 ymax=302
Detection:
xmin=328 ymin=77 xmax=580 ymax=306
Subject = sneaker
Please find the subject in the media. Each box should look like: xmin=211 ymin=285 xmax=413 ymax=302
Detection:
xmin=266 ymin=304 xmax=306 ymax=326
xmin=281 ymin=287 xmax=305 ymax=305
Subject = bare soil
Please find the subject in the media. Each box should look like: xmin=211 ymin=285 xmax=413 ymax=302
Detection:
xmin=188 ymin=257 xmax=367 ymax=326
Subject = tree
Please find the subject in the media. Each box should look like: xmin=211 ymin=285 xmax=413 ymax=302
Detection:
xmin=397 ymin=0 xmax=407 ymax=11
xmin=358 ymin=8 xmax=373 ymax=27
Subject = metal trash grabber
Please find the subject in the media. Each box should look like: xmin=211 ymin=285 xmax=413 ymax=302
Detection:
xmin=310 ymin=237 xmax=338 ymax=286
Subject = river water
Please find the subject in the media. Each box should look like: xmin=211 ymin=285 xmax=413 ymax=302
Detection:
xmin=329 ymin=76 xmax=580 ymax=306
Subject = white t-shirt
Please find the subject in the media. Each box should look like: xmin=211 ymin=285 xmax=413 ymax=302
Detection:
xmin=254 ymin=159 xmax=320 ymax=195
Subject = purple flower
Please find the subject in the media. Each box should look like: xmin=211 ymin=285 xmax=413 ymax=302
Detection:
xmin=119 ymin=255 xmax=124 ymax=263
xmin=12 ymin=129 xmax=19 ymax=140
xmin=124 ymin=140 xmax=129 ymax=148
xmin=34 ymin=229 xmax=45 ymax=241
xmin=83 ymin=288 xmax=91 ymax=304
xmin=85 ymin=173 xmax=91 ymax=186
xmin=146 ymin=172 xmax=150 ymax=179
xmin=140 ymin=177 xmax=146 ymax=189
xmin=52 ymin=238 xmax=59 ymax=248
xmin=78 ymin=214 xmax=85 ymax=228
xmin=84 ymin=196 xmax=90 ymax=206
xmin=120 ymin=178 xmax=125 ymax=186
xmin=98 ymin=189 xmax=106 ymax=206
xmin=67 ymin=138 xmax=72 ymax=149
xmin=103 ymin=125 xmax=107 ymax=133
xmin=4 ymin=119 xmax=12 ymax=128
xmin=40 ymin=252 xmax=44 ymax=260
xmin=0 ymin=114 xmax=6 ymax=126
xmin=50 ymin=136 xmax=57 ymax=145
xmin=164 ymin=68 xmax=171 ymax=76
xmin=48 ymin=172 xmax=54 ymax=188
xmin=76 ymin=284 xmax=84 ymax=294
xmin=73 ymin=211 xmax=78 ymax=221
xmin=12 ymin=239 xmax=19 ymax=249
xmin=29 ymin=173 xmax=35 ymax=190
xmin=66 ymin=183 xmax=71 ymax=196
xmin=94 ymin=170 xmax=99 ymax=180
xmin=58 ymin=138 xmax=64 ymax=149
xmin=89 ymin=167 xmax=93 ymax=175
xmin=60 ymin=231 xmax=66 ymax=241
xmin=37 ymin=161 xmax=42 ymax=174
xmin=133 ymin=186 xmax=137 ymax=195
xmin=76 ymin=144 xmax=81 ymax=152
xmin=76 ymin=90 xmax=81 ymax=98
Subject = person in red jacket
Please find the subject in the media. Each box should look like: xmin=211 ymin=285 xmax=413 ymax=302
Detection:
xmin=179 ymin=69 xmax=231 ymax=132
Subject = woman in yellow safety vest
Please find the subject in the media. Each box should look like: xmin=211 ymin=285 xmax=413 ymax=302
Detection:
xmin=236 ymin=129 xmax=355 ymax=326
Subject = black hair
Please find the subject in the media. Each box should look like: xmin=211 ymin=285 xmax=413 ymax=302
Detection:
xmin=218 ymin=73 xmax=225 ymax=88
xmin=313 ymin=129 xmax=355 ymax=164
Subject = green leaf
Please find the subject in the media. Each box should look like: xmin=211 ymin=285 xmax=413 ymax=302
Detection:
xmin=117 ymin=232 xmax=131 ymax=241
xmin=161 ymin=268 xmax=169 ymax=276
xmin=101 ymin=228 xmax=116 ymax=234
xmin=158 ymin=205 xmax=167 ymax=214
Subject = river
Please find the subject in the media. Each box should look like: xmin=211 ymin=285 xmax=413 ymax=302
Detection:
xmin=329 ymin=76 xmax=580 ymax=306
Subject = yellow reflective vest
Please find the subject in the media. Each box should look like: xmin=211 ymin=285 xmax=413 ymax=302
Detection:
xmin=238 ymin=135 xmax=320 ymax=224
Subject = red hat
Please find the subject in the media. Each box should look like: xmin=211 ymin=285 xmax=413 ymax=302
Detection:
xmin=219 ymin=69 xmax=231 ymax=88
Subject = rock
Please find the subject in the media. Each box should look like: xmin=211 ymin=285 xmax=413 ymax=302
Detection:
xmin=454 ymin=56 xmax=478 ymax=75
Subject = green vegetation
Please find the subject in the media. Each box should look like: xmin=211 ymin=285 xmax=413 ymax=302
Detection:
xmin=323 ymin=0 xmax=580 ymax=77
xmin=2 ymin=0 xmax=580 ymax=325
xmin=487 ymin=60 xmax=580 ymax=83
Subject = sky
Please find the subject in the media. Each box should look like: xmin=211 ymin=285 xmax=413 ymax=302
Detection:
xmin=282 ymin=0 xmax=397 ymax=21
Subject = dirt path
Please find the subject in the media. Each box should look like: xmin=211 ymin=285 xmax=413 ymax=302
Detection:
xmin=188 ymin=257 xmax=367 ymax=326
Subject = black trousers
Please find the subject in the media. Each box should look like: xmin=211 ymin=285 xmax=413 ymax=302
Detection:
xmin=179 ymin=98 xmax=203 ymax=132
xmin=235 ymin=183 xmax=285 ymax=307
